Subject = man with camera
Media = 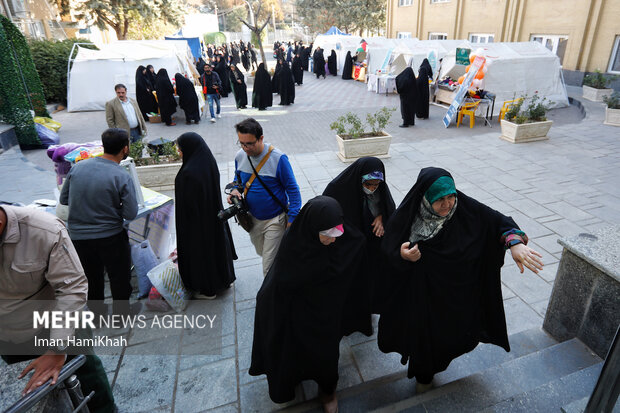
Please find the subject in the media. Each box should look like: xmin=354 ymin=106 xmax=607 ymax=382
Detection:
xmin=226 ymin=118 xmax=301 ymax=276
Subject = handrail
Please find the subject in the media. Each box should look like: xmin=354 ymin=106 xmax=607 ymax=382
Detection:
xmin=4 ymin=355 xmax=87 ymax=413
xmin=585 ymin=325 xmax=620 ymax=413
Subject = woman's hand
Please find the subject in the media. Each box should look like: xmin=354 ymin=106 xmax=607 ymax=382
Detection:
xmin=371 ymin=215 xmax=384 ymax=237
xmin=400 ymin=242 xmax=421 ymax=262
xmin=510 ymin=243 xmax=544 ymax=274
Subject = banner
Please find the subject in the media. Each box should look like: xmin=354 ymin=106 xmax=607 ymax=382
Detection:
xmin=456 ymin=48 xmax=471 ymax=65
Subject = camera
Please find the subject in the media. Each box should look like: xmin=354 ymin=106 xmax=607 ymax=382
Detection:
xmin=218 ymin=195 xmax=248 ymax=221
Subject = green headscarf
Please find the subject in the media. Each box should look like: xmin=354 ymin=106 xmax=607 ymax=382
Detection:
xmin=424 ymin=176 xmax=456 ymax=204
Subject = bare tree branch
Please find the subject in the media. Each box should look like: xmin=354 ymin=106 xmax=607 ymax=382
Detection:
xmin=259 ymin=18 xmax=270 ymax=31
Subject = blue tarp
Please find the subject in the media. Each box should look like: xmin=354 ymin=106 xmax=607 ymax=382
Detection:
xmin=165 ymin=36 xmax=202 ymax=59
xmin=324 ymin=26 xmax=350 ymax=36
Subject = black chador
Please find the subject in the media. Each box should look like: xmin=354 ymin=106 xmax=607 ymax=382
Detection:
xmin=327 ymin=49 xmax=337 ymax=76
xmin=379 ymin=167 xmax=519 ymax=384
xmin=175 ymin=73 xmax=200 ymax=123
xmin=342 ymin=51 xmax=354 ymax=80
xmin=175 ymin=133 xmax=237 ymax=296
xmin=278 ymin=62 xmax=295 ymax=105
xmin=395 ymin=67 xmax=418 ymax=127
xmin=416 ymin=58 xmax=433 ymax=119
xmin=249 ymin=196 xmax=365 ymax=403
xmin=323 ymin=157 xmax=396 ymax=319
xmin=154 ymin=68 xmax=177 ymax=125
xmin=214 ymin=58 xmax=230 ymax=97
xmin=272 ymin=60 xmax=283 ymax=94
xmin=313 ymin=48 xmax=326 ymax=78
xmin=252 ymin=63 xmax=273 ymax=110
xmin=292 ymin=54 xmax=304 ymax=85
xmin=135 ymin=65 xmax=158 ymax=119
xmin=229 ymin=65 xmax=248 ymax=109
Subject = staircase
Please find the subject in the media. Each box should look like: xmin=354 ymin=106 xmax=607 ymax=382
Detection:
xmin=288 ymin=328 xmax=606 ymax=412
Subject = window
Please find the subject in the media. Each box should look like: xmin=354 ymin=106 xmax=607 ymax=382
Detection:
xmin=28 ymin=21 xmax=46 ymax=39
xmin=397 ymin=32 xmax=412 ymax=39
xmin=469 ymin=33 xmax=494 ymax=43
xmin=609 ymin=35 xmax=620 ymax=74
xmin=531 ymin=34 xmax=568 ymax=64
xmin=430 ymin=0 xmax=450 ymax=3
xmin=429 ymin=32 xmax=447 ymax=40
xmin=399 ymin=0 xmax=413 ymax=6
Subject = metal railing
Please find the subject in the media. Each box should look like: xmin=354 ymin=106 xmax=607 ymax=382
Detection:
xmin=585 ymin=325 xmax=620 ymax=413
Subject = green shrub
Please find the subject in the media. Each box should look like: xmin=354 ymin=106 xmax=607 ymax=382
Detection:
xmin=603 ymin=92 xmax=620 ymax=109
xmin=330 ymin=107 xmax=395 ymax=139
xmin=0 ymin=15 xmax=45 ymax=146
xmin=583 ymin=69 xmax=617 ymax=89
xmin=504 ymin=93 xmax=552 ymax=124
xmin=29 ymin=39 xmax=97 ymax=105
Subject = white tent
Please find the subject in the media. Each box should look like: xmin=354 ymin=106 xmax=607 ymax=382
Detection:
xmin=312 ymin=34 xmax=362 ymax=74
xmin=438 ymin=42 xmax=569 ymax=114
xmin=388 ymin=39 xmax=472 ymax=78
xmin=67 ymin=40 xmax=197 ymax=112
xmin=364 ymin=37 xmax=400 ymax=75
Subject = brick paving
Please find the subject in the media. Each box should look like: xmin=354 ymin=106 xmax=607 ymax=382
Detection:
xmin=1 ymin=67 xmax=619 ymax=412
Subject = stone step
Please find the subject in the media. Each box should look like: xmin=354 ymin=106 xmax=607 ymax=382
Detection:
xmin=373 ymin=338 xmax=601 ymax=413
xmin=286 ymin=328 xmax=559 ymax=413
xmin=479 ymin=362 xmax=602 ymax=413
xmin=561 ymin=394 xmax=620 ymax=413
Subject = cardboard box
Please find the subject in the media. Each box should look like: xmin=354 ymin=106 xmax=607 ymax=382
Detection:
xmin=147 ymin=114 xmax=161 ymax=123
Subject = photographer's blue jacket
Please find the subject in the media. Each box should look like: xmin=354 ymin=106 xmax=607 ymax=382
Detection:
xmin=234 ymin=144 xmax=301 ymax=223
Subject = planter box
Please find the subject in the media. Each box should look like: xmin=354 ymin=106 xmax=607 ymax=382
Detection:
xmin=500 ymin=120 xmax=553 ymax=143
xmin=604 ymin=107 xmax=620 ymax=126
xmin=582 ymin=85 xmax=613 ymax=102
xmin=136 ymin=162 xmax=181 ymax=191
xmin=336 ymin=133 xmax=391 ymax=162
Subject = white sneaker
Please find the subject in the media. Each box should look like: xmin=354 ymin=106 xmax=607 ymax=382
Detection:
xmin=217 ymin=114 xmax=222 ymax=119
xmin=210 ymin=118 xmax=216 ymax=123
xmin=194 ymin=293 xmax=216 ymax=300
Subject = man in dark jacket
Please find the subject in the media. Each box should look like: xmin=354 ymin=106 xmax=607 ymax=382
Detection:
xmin=201 ymin=64 xmax=222 ymax=123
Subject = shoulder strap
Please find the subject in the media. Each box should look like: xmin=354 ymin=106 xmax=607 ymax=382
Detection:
xmin=243 ymin=145 xmax=274 ymax=197
xmin=246 ymin=146 xmax=289 ymax=213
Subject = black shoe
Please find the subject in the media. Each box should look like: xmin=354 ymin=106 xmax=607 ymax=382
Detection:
xmin=399 ymin=124 xmax=409 ymax=128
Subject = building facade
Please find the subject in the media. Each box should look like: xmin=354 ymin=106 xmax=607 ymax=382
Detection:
xmin=1 ymin=0 xmax=70 ymax=39
xmin=386 ymin=0 xmax=620 ymax=85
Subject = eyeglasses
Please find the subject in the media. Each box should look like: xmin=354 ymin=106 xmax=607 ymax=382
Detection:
xmin=236 ymin=139 xmax=259 ymax=148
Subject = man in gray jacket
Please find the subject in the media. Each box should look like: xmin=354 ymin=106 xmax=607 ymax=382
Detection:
xmin=105 ymin=84 xmax=147 ymax=142
xmin=60 ymin=128 xmax=139 ymax=316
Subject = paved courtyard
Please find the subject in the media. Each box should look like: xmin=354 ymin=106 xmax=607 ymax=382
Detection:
xmin=1 ymin=67 xmax=619 ymax=412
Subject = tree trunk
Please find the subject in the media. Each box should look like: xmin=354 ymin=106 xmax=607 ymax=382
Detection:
xmin=113 ymin=23 xmax=124 ymax=40
xmin=255 ymin=30 xmax=267 ymax=66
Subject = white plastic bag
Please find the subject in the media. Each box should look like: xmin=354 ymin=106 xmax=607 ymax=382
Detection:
xmin=146 ymin=260 xmax=190 ymax=312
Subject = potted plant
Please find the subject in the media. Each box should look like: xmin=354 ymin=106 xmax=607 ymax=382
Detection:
xmin=330 ymin=107 xmax=395 ymax=162
xmin=582 ymin=70 xmax=617 ymax=102
xmin=603 ymin=92 xmax=620 ymax=127
xmin=129 ymin=139 xmax=182 ymax=191
xmin=500 ymin=94 xmax=553 ymax=143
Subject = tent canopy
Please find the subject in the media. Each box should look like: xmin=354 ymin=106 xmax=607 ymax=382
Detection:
xmin=438 ymin=41 xmax=569 ymax=114
xmin=165 ymin=35 xmax=202 ymax=60
xmin=312 ymin=34 xmax=363 ymax=74
xmin=324 ymin=26 xmax=350 ymax=36
xmin=68 ymin=40 xmax=197 ymax=112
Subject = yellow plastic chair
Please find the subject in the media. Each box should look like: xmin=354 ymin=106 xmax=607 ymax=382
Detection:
xmin=457 ymin=101 xmax=480 ymax=128
xmin=499 ymin=99 xmax=517 ymax=122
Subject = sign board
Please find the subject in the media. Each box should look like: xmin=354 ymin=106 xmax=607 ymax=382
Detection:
xmin=379 ymin=48 xmax=394 ymax=72
xmin=456 ymin=48 xmax=471 ymax=65
xmin=427 ymin=49 xmax=438 ymax=79
xmin=442 ymin=56 xmax=484 ymax=128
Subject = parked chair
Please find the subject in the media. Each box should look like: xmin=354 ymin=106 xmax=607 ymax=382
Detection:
xmin=457 ymin=101 xmax=480 ymax=128
xmin=499 ymin=99 xmax=518 ymax=122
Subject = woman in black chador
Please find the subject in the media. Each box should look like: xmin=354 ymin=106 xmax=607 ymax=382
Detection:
xmin=323 ymin=157 xmax=395 ymax=317
xmin=154 ymin=68 xmax=177 ymax=126
xmin=395 ymin=67 xmax=417 ymax=128
xmin=146 ymin=65 xmax=157 ymax=88
xmin=301 ymin=45 xmax=311 ymax=71
xmin=175 ymin=132 xmax=237 ymax=299
xmin=252 ymin=63 xmax=273 ymax=110
xmin=196 ymin=57 xmax=206 ymax=76
xmin=135 ymin=65 xmax=158 ymax=120
xmin=272 ymin=59 xmax=283 ymax=94
xmin=229 ymin=64 xmax=248 ymax=109
xmin=327 ymin=49 xmax=337 ymax=76
xmin=379 ymin=167 xmax=544 ymax=393
xmin=174 ymin=73 xmax=200 ymax=124
xmin=342 ymin=51 xmax=354 ymax=80
xmin=278 ymin=62 xmax=295 ymax=105
xmin=249 ymin=196 xmax=365 ymax=413
xmin=313 ymin=47 xmax=326 ymax=78
xmin=416 ymin=58 xmax=433 ymax=119
xmin=214 ymin=56 xmax=230 ymax=97
xmin=292 ymin=53 xmax=304 ymax=85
